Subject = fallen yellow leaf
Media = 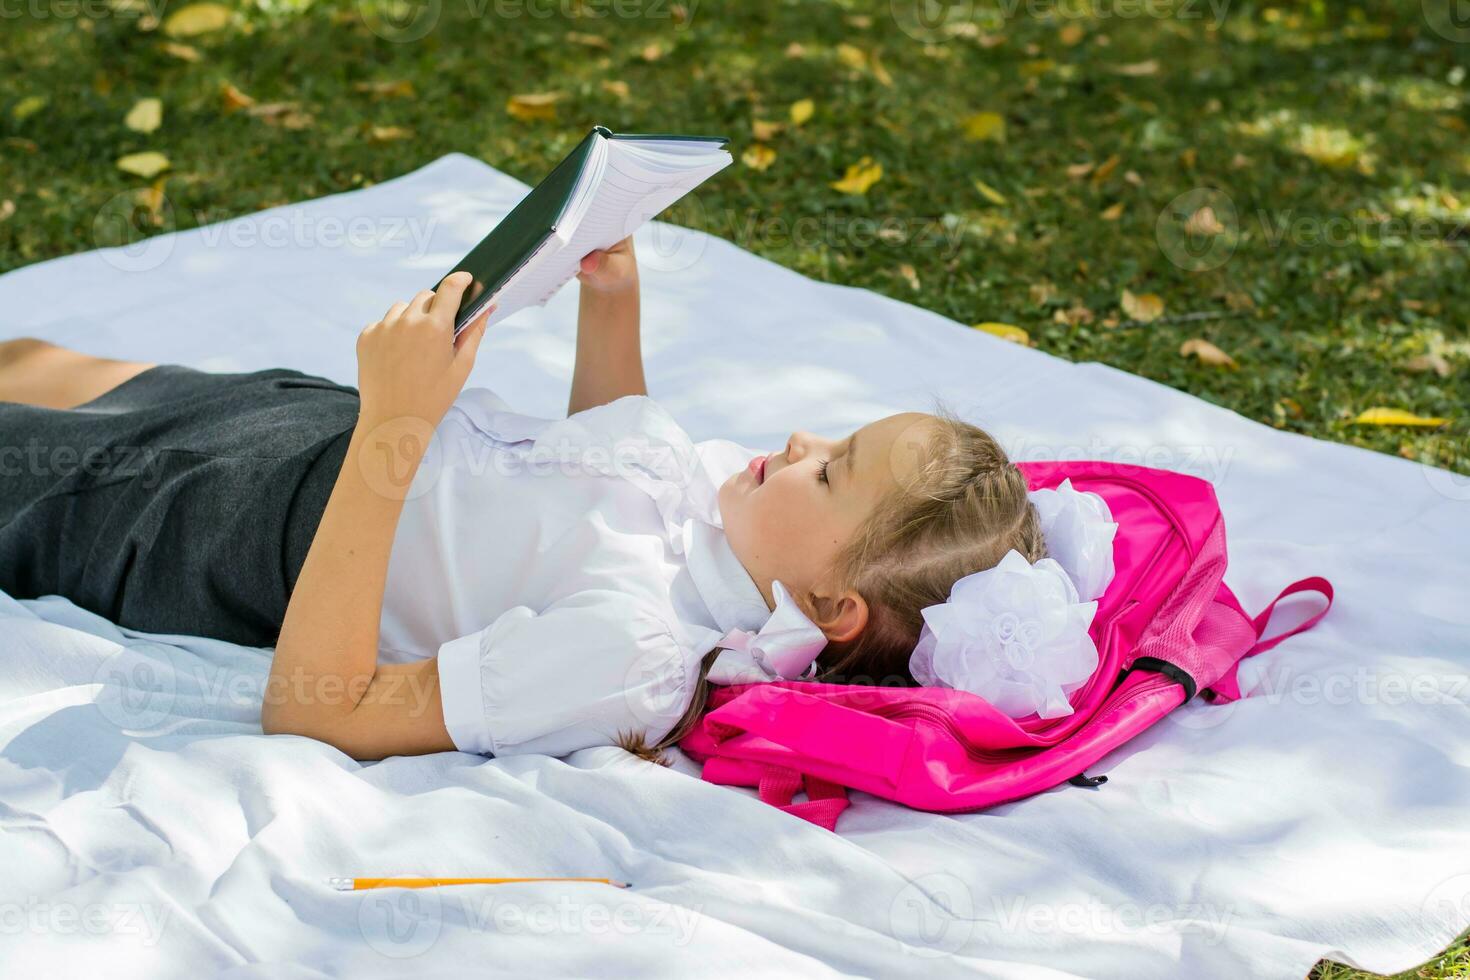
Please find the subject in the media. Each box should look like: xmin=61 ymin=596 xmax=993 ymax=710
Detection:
xmin=1184 ymin=205 xmax=1225 ymax=236
xmin=1353 ymin=408 xmax=1448 ymax=427
xmin=247 ymin=102 xmax=313 ymax=129
xmin=751 ymin=119 xmax=783 ymax=141
xmin=1112 ymin=59 xmax=1160 ymax=76
xmin=354 ymin=79 xmax=417 ymax=99
xmin=640 ymin=42 xmax=664 ymax=61
xmin=601 ymin=79 xmax=630 ymax=100
xmin=1179 ymin=338 xmax=1238 ymax=369
xmin=565 ymin=31 xmax=609 ymax=48
xmin=368 ymin=125 xmax=414 ymax=143
xmin=974 ymin=322 xmax=1031 ymax=345
xmin=1091 ymin=154 xmax=1120 ymax=184
xmin=898 ymin=263 xmax=920 ymax=290
xmin=835 ymin=43 xmax=867 ymax=70
xmin=0 ymin=200 xmax=15 ymax=223
xmin=125 ymin=97 xmax=163 ymax=134
xmin=1066 ymin=160 xmax=1095 ymax=179
xmin=1121 ymin=289 xmax=1165 ymax=323
xmin=220 ymin=81 xmax=255 ymax=112
xmin=162 ymin=2 xmax=231 ymax=38
xmin=506 ymin=92 xmax=563 ymax=122
xmin=116 ymin=151 xmax=171 ymax=179
xmin=1402 ymin=353 xmax=1452 ymax=377
xmin=11 ymin=95 xmax=47 ymax=123
xmin=973 ymin=178 xmax=1008 ymax=206
xmin=159 ymin=41 xmax=202 ymax=62
xmin=1059 ymin=23 xmax=1084 ymax=46
xmin=742 ymin=144 xmax=776 ymax=171
xmin=963 ymin=111 xmax=1006 ymax=143
xmin=869 ymin=50 xmax=893 ymax=87
xmin=830 ymin=156 xmax=882 ymax=195
xmin=1100 ymin=201 xmax=1125 ymax=220
xmin=789 ymin=98 xmax=814 ymax=126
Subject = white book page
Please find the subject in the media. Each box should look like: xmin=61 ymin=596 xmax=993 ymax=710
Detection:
xmin=480 ymin=138 xmax=730 ymax=328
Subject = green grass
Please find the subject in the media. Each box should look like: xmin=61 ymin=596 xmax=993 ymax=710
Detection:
xmin=1 ymin=0 xmax=1467 ymax=973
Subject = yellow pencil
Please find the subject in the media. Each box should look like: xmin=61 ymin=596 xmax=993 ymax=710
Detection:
xmin=329 ymin=877 xmax=631 ymax=891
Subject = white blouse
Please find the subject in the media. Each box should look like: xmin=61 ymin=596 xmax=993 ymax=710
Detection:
xmin=376 ymin=387 xmax=782 ymax=757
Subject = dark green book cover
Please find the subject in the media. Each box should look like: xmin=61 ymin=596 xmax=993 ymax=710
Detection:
xmin=441 ymin=126 xmax=728 ymax=331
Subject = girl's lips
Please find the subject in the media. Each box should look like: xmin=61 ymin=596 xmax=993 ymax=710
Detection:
xmin=747 ymin=453 xmax=767 ymax=485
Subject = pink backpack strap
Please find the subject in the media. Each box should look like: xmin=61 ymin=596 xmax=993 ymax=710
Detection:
xmin=758 ymin=765 xmax=850 ymax=831
xmin=1208 ymin=577 xmax=1334 ymax=703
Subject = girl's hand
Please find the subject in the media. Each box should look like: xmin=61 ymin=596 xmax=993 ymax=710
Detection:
xmin=356 ymin=271 xmax=492 ymax=436
xmin=576 ymin=236 xmax=638 ymax=295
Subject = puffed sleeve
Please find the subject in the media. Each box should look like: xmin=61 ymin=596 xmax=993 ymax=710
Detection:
xmin=435 ymin=589 xmax=695 ymax=758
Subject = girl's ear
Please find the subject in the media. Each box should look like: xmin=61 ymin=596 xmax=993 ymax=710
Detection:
xmin=808 ymin=588 xmax=869 ymax=644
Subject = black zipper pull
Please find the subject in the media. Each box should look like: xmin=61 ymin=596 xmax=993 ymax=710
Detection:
xmin=1068 ymin=772 xmax=1108 ymax=788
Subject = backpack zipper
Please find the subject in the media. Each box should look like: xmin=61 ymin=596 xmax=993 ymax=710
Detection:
xmin=886 ymin=671 xmax=1178 ymax=814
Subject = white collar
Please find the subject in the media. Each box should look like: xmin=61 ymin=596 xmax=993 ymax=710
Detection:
xmin=682 ymin=518 xmax=772 ymax=634
xmin=682 ymin=517 xmax=828 ymax=684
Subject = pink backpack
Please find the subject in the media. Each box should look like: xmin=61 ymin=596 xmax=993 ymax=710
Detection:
xmin=679 ymin=461 xmax=1333 ymax=831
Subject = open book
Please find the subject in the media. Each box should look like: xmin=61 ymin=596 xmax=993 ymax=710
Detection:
xmin=442 ymin=126 xmax=732 ymax=334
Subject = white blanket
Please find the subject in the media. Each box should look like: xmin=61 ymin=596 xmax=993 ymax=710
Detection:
xmin=1 ymin=154 xmax=1466 ymax=979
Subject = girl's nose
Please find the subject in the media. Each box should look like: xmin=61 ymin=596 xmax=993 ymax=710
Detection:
xmin=785 ymin=431 xmax=813 ymax=462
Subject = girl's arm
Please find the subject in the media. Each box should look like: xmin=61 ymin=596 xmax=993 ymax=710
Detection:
xmin=569 ymin=236 xmax=645 ymax=415
xmin=260 ymin=273 xmax=492 ymax=759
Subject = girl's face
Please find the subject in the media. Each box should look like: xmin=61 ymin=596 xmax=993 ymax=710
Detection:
xmin=718 ymin=412 xmax=935 ymax=637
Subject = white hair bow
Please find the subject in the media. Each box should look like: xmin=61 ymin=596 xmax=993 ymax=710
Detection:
xmin=908 ymin=480 xmax=1119 ymax=719
xmin=708 ymin=580 xmax=827 ymax=685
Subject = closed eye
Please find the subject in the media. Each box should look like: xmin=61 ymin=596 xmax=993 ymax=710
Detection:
xmin=817 ymin=458 xmax=831 ymax=485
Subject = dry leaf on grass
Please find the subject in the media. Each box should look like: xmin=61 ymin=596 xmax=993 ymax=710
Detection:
xmin=1353 ymin=407 xmax=1448 ymax=427
xmin=789 ymin=99 xmax=814 ymax=125
xmin=962 ymin=111 xmax=1006 ymax=142
xmin=742 ymin=144 xmax=776 ymax=171
xmin=125 ymin=98 xmax=163 ymax=134
xmin=1179 ymin=338 xmax=1238 ymax=369
xmin=974 ymin=322 xmax=1032 ymax=345
xmin=1121 ymin=289 xmax=1164 ymax=323
xmin=116 ymin=151 xmax=171 ymax=179
xmin=162 ymin=2 xmax=231 ymax=38
xmin=830 ymin=156 xmax=882 ymax=194
xmin=506 ymin=92 xmax=563 ymax=121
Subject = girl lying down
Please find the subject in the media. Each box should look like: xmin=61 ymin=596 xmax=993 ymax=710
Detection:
xmin=0 ymin=237 xmax=1045 ymax=763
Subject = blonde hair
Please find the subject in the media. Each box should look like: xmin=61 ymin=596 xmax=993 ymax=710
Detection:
xmin=616 ymin=401 xmax=1045 ymax=765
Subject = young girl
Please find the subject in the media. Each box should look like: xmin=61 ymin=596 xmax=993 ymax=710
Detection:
xmin=0 ymin=237 xmax=1043 ymax=763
